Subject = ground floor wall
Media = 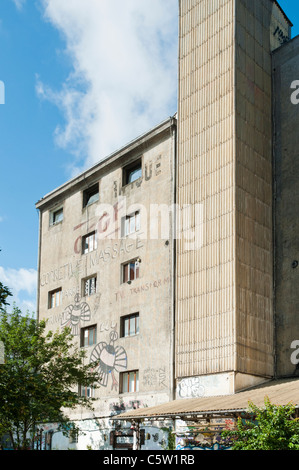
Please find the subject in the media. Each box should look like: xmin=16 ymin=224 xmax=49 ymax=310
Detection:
xmin=39 ymin=419 xmax=172 ymax=451
xmin=175 ymin=419 xmax=232 ymax=451
xmin=37 ymin=417 xmax=233 ymax=451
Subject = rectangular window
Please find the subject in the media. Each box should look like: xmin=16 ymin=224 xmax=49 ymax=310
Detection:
xmin=48 ymin=288 xmax=62 ymax=309
xmin=123 ymin=159 xmax=142 ymax=186
xmin=122 ymin=259 xmax=140 ymax=283
xmin=79 ymin=385 xmax=95 ymax=398
xmin=122 ymin=211 xmax=140 ymax=237
xmin=81 ymin=325 xmax=97 ymax=347
xmin=82 ymin=276 xmax=97 ymax=297
xmin=82 ymin=231 xmax=97 ymax=254
xmin=83 ymin=183 xmax=99 ymax=208
xmin=120 ymin=370 xmax=139 ymax=393
xmin=69 ymin=429 xmax=79 ymax=444
xmin=121 ymin=313 xmax=139 ymax=338
xmin=50 ymin=207 xmax=63 ymax=226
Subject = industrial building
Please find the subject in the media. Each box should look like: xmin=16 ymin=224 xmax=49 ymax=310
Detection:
xmin=35 ymin=0 xmax=299 ymax=450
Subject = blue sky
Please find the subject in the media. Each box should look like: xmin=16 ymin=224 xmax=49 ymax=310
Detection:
xmin=0 ymin=0 xmax=298 ymax=314
xmin=0 ymin=0 xmax=178 ymax=313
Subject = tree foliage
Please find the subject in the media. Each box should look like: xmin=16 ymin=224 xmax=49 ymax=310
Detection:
xmin=221 ymin=397 xmax=299 ymax=450
xmin=0 ymin=250 xmax=12 ymax=312
xmin=0 ymin=283 xmax=11 ymax=312
xmin=0 ymin=306 xmax=101 ymax=450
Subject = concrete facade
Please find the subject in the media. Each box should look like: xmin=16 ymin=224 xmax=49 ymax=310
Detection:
xmin=272 ymin=36 xmax=299 ymax=378
xmin=35 ymin=0 xmax=299 ymax=450
xmin=36 ymin=117 xmax=177 ymax=449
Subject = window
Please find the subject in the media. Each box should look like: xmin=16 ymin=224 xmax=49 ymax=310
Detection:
xmin=123 ymin=159 xmax=142 ymax=185
xmin=122 ymin=259 xmax=140 ymax=283
xmin=82 ymin=231 xmax=97 ymax=254
xmin=83 ymin=183 xmax=99 ymax=208
xmin=48 ymin=288 xmax=62 ymax=309
xmin=79 ymin=385 xmax=95 ymax=398
xmin=82 ymin=276 xmax=97 ymax=297
xmin=69 ymin=429 xmax=79 ymax=444
xmin=121 ymin=313 xmax=139 ymax=338
xmin=122 ymin=211 xmax=140 ymax=237
xmin=50 ymin=207 xmax=63 ymax=225
xmin=120 ymin=370 xmax=139 ymax=393
xmin=81 ymin=325 xmax=97 ymax=347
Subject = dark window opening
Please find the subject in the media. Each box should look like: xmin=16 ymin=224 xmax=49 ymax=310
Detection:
xmin=123 ymin=159 xmax=142 ymax=186
xmin=83 ymin=184 xmax=99 ymax=208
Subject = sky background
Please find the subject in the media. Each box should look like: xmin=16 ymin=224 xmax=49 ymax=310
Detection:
xmin=0 ymin=0 xmax=298 ymax=314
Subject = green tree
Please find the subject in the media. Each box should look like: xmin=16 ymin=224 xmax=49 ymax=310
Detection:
xmin=221 ymin=397 xmax=299 ymax=450
xmin=0 ymin=250 xmax=12 ymax=311
xmin=0 ymin=306 xmax=101 ymax=450
xmin=0 ymin=282 xmax=11 ymax=312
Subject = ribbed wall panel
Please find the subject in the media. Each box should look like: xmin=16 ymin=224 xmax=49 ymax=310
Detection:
xmin=176 ymin=0 xmax=236 ymax=378
xmin=234 ymin=0 xmax=276 ymax=377
xmin=176 ymin=0 xmax=288 ymax=381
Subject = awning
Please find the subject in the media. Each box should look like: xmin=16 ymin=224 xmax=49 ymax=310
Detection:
xmin=114 ymin=377 xmax=299 ymax=421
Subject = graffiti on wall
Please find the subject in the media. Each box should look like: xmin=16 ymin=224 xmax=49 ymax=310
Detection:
xmin=143 ymin=367 xmax=167 ymax=389
xmin=90 ymin=330 xmax=127 ymax=391
xmin=109 ymin=399 xmax=146 ymax=416
xmin=40 ymin=260 xmax=83 ymax=287
xmin=99 ymin=320 xmax=117 ymax=332
xmin=176 ymin=419 xmax=234 ymax=451
xmin=39 ymin=237 xmax=144 ymax=289
xmin=177 ymin=377 xmax=205 ymax=399
xmin=61 ymin=294 xmax=91 ymax=336
xmin=115 ymin=276 xmax=170 ymax=301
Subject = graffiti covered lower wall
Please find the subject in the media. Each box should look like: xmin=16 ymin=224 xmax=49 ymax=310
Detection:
xmin=175 ymin=418 xmax=233 ymax=451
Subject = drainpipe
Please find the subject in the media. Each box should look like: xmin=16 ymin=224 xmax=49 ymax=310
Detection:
xmin=171 ymin=115 xmax=177 ymax=402
xmin=36 ymin=208 xmax=42 ymax=322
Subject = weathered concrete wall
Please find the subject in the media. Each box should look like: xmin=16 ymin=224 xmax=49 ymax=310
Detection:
xmin=272 ymin=36 xmax=299 ymax=377
xmin=36 ymin=118 xmax=176 ymax=429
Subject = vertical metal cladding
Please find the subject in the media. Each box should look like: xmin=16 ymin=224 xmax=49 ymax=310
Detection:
xmin=176 ymin=0 xmax=235 ymax=378
xmin=234 ymin=0 xmax=282 ymax=378
xmin=176 ymin=0 xmax=288 ymax=380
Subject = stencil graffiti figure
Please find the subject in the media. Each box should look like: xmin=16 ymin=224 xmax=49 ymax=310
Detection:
xmin=61 ymin=294 xmax=91 ymax=335
xmin=90 ymin=330 xmax=127 ymax=391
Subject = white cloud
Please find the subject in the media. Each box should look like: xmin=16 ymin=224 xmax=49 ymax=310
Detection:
xmin=37 ymin=0 xmax=178 ymax=175
xmin=11 ymin=0 xmax=26 ymax=10
xmin=0 ymin=266 xmax=37 ymax=314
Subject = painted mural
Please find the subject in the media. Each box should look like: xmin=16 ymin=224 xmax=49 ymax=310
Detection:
xmin=61 ymin=294 xmax=91 ymax=336
xmin=90 ymin=330 xmax=127 ymax=391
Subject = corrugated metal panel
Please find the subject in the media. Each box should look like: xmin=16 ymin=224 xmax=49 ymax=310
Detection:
xmin=176 ymin=0 xmax=236 ymax=378
xmin=176 ymin=0 xmax=277 ymax=381
xmin=234 ymin=0 xmax=274 ymax=377
xmin=116 ymin=378 xmax=299 ymax=419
